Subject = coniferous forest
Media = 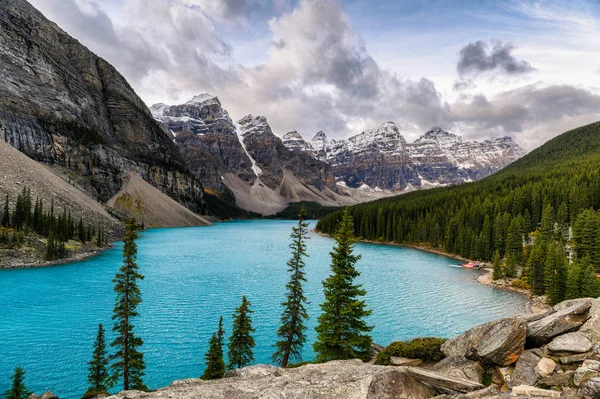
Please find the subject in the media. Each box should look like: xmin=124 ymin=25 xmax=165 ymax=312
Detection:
xmin=0 ymin=187 xmax=108 ymax=261
xmin=317 ymin=122 xmax=600 ymax=304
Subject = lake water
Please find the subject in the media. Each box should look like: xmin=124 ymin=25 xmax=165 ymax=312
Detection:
xmin=0 ymin=220 xmax=528 ymax=398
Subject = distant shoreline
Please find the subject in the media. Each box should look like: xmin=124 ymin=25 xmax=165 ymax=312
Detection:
xmin=313 ymin=229 xmax=550 ymax=315
xmin=0 ymin=247 xmax=106 ymax=269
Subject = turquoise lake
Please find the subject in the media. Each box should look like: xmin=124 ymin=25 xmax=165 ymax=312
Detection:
xmin=0 ymin=220 xmax=529 ymax=398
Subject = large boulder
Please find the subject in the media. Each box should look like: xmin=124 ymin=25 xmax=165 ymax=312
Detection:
xmin=406 ymin=367 xmax=484 ymax=394
xmin=580 ymin=377 xmax=600 ymax=397
xmin=434 ymin=357 xmax=483 ymax=383
xmin=367 ymin=369 xmax=435 ymax=399
xmin=556 ymin=298 xmax=600 ymax=344
xmin=547 ymin=332 xmax=593 ymax=354
xmin=510 ymin=350 xmax=541 ymax=388
xmin=109 ymin=360 xmax=437 ymax=399
xmin=527 ymin=300 xmax=591 ymax=346
xmin=442 ymin=318 xmax=526 ymax=366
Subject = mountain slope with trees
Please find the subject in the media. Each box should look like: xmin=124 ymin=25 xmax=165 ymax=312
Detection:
xmin=317 ymin=122 xmax=600 ymax=302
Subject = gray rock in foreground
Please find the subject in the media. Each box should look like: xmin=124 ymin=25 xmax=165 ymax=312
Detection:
xmin=108 ymin=361 xmax=435 ymax=399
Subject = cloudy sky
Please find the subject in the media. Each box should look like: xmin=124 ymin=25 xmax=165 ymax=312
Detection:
xmin=29 ymin=0 xmax=600 ymax=149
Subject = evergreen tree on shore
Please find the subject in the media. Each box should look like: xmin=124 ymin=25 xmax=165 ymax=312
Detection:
xmin=201 ymin=320 xmax=226 ymax=380
xmin=492 ymin=250 xmax=503 ymax=280
xmin=527 ymin=240 xmax=545 ymax=295
xmin=273 ymin=206 xmax=310 ymax=367
xmin=5 ymin=367 xmax=31 ymax=399
xmin=110 ymin=218 xmax=146 ymax=391
xmin=544 ymin=243 xmax=567 ymax=305
xmin=85 ymin=324 xmax=110 ymax=397
xmin=227 ymin=296 xmax=255 ymax=369
xmin=1 ymin=194 xmax=9 ymax=227
xmin=217 ymin=316 xmax=225 ymax=347
xmin=314 ymin=208 xmax=373 ymax=362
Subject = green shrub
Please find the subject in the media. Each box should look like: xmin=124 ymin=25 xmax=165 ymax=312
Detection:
xmin=375 ymin=337 xmax=447 ymax=365
xmin=510 ymin=279 xmax=530 ymax=289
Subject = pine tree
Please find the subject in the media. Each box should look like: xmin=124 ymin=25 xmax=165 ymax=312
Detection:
xmin=313 ymin=208 xmax=373 ymax=362
xmin=217 ymin=316 xmax=225 ymax=347
xmin=201 ymin=326 xmax=226 ymax=380
xmin=579 ymin=257 xmax=599 ymax=298
xmin=543 ymin=242 xmax=567 ymax=305
xmin=504 ymin=251 xmax=517 ymax=278
xmin=273 ymin=206 xmax=310 ymax=367
xmin=5 ymin=367 xmax=31 ymax=399
xmin=110 ymin=218 xmax=146 ymax=391
xmin=85 ymin=324 xmax=110 ymax=397
xmin=2 ymin=194 xmax=10 ymax=227
xmin=527 ymin=239 xmax=545 ymax=295
xmin=492 ymin=250 xmax=504 ymax=280
xmin=45 ymin=231 xmax=56 ymax=261
xmin=227 ymin=296 xmax=255 ymax=370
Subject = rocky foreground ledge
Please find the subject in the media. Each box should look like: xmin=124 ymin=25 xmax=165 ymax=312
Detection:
xmin=107 ymin=298 xmax=600 ymax=399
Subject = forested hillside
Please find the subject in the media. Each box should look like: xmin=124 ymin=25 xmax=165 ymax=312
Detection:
xmin=317 ymin=122 xmax=600 ymax=303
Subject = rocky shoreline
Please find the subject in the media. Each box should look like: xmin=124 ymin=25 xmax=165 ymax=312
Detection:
xmin=102 ymin=297 xmax=600 ymax=399
xmin=0 ymin=247 xmax=106 ymax=269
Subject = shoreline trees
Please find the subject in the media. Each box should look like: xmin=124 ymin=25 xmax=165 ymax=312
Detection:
xmin=110 ymin=218 xmax=146 ymax=391
xmin=273 ymin=206 xmax=310 ymax=368
xmin=84 ymin=324 xmax=110 ymax=398
xmin=314 ymin=208 xmax=373 ymax=362
xmin=227 ymin=296 xmax=256 ymax=370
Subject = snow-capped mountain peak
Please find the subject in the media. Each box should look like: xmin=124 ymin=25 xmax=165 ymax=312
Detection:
xmin=282 ymin=131 xmax=313 ymax=153
xmin=186 ymin=93 xmax=220 ymax=107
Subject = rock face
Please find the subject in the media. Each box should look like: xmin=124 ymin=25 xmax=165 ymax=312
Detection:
xmin=442 ymin=318 xmax=526 ymax=367
xmin=0 ymin=0 xmax=205 ymax=213
xmin=547 ymin=332 xmax=593 ymax=354
xmin=281 ymin=125 xmax=526 ymax=192
xmin=238 ymin=115 xmax=336 ymax=191
xmin=150 ymin=95 xmax=255 ymax=191
xmin=110 ymin=361 xmax=436 ymax=399
xmin=151 ymin=98 xmax=342 ymax=214
xmin=527 ymin=300 xmax=592 ymax=346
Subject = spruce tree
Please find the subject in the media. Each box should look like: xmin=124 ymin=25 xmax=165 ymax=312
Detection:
xmin=2 ymin=194 xmax=10 ymax=227
xmin=110 ymin=218 xmax=146 ymax=391
xmin=45 ymin=231 xmax=56 ymax=261
xmin=544 ymin=242 xmax=562 ymax=305
xmin=492 ymin=250 xmax=504 ymax=280
xmin=579 ymin=257 xmax=599 ymax=298
xmin=273 ymin=206 xmax=310 ymax=367
xmin=201 ymin=327 xmax=225 ymax=380
xmin=5 ymin=367 xmax=31 ymax=399
xmin=217 ymin=316 xmax=225 ymax=347
xmin=314 ymin=208 xmax=373 ymax=362
xmin=504 ymin=251 xmax=517 ymax=278
xmin=527 ymin=239 xmax=545 ymax=295
xmin=85 ymin=324 xmax=110 ymax=397
xmin=227 ymin=296 xmax=255 ymax=369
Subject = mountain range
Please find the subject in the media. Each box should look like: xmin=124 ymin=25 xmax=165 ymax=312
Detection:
xmin=152 ymin=94 xmax=527 ymax=213
xmin=0 ymin=0 xmax=527 ymax=220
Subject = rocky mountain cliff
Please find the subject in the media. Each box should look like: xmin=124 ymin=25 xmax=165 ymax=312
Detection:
xmin=150 ymin=95 xmax=255 ymax=192
xmin=0 ymin=0 xmax=205 ymax=213
xmin=282 ymin=124 xmax=527 ymax=191
xmin=151 ymin=96 xmax=341 ymax=214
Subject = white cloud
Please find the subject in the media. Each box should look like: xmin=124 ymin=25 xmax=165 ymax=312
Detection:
xmin=28 ymin=0 xmax=600 ymax=150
